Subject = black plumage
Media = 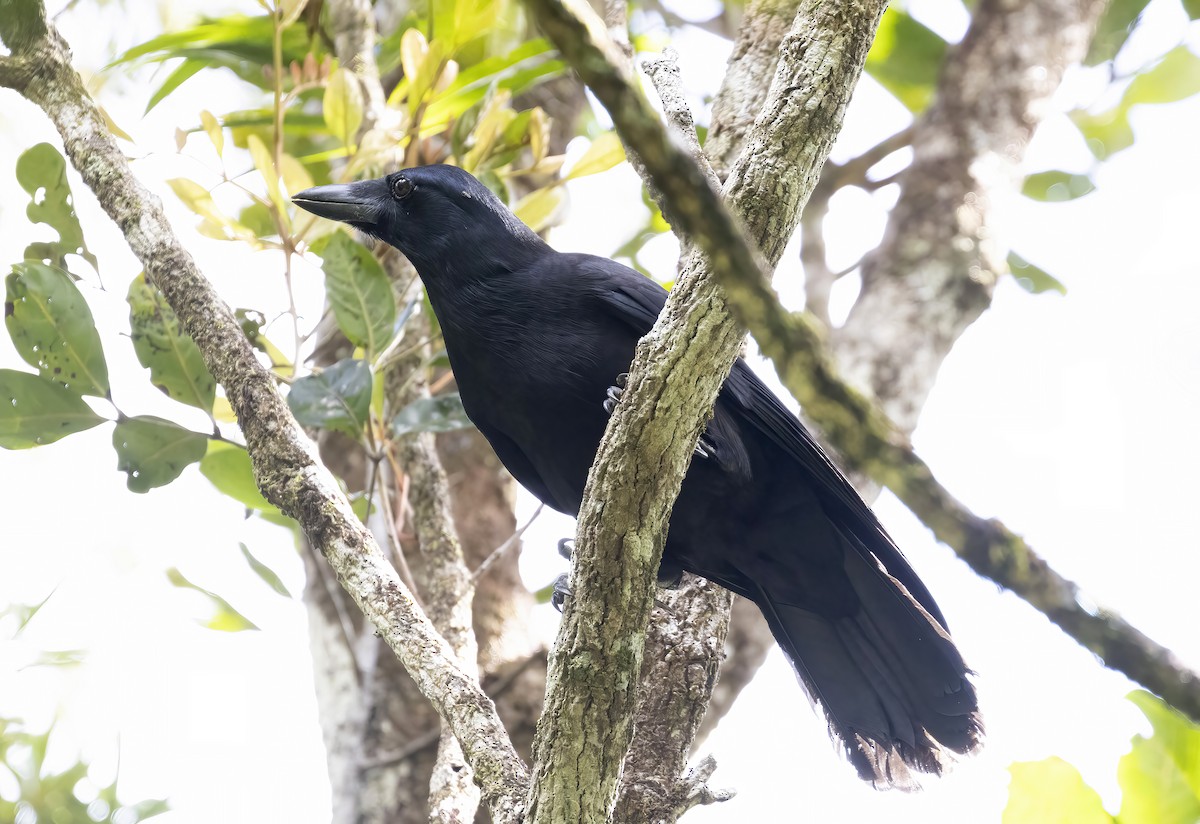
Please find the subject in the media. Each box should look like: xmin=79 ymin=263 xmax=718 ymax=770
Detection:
xmin=293 ymin=164 xmax=982 ymax=787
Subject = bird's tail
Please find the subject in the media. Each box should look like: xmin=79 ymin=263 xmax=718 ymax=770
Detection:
xmin=753 ymin=537 xmax=983 ymax=789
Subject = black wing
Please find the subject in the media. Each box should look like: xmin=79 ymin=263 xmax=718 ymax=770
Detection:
xmin=592 ymin=268 xmax=947 ymax=629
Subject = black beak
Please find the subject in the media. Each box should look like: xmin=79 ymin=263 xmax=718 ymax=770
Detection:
xmin=292 ymin=180 xmax=384 ymax=226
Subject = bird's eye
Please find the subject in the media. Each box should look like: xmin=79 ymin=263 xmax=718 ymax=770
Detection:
xmin=391 ymin=177 xmax=414 ymax=200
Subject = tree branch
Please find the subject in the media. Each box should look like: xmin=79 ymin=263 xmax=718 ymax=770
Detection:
xmin=521 ymin=1 xmax=885 ymax=821
xmin=703 ymin=0 xmax=802 ymax=179
xmin=611 ymin=48 xmax=734 ymax=823
xmin=0 ymin=6 xmax=530 ymax=820
xmin=834 ymin=0 xmax=1107 ymax=433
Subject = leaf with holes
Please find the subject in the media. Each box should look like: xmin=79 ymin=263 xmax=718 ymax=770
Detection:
xmin=314 ymin=232 xmax=396 ymax=357
xmin=167 ymin=567 xmax=259 ymax=631
xmin=15 ymin=143 xmax=98 ymax=275
xmin=288 ymin=358 xmax=373 ymax=438
xmin=392 ymin=392 xmax=473 ymax=437
xmin=0 ymin=369 xmax=105 ymax=449
xmin=112 ymin=415 xmax=208 ymax=493
xmin=128 ymin=273 xmax=216 ymax=411
xmin=199 ymin=440 xmax=279 ymax=514
xmin=5 ymin=261 xmax=109 ymax=397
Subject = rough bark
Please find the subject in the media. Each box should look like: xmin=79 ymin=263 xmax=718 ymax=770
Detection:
xmin=0 ymin=6 xmax=530 ymax=822
xmin=521 ymin=1 xmax=886 ymax=821
xmin=704 ymin=0 xmax=801 ymax=180
xmin=611 ymin=49 xmax=734 ymax=822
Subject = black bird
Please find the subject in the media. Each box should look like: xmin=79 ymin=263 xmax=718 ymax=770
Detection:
xmin=293 ymin=165 xmax=982 ymax=787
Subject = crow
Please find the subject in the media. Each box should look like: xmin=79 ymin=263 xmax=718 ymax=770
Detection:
xmin=293 ymin=164 xmax=982 ymax=787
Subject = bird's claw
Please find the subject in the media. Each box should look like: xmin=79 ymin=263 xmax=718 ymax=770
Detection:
xmin=557 ymin=538 xmax=574 ymax=561
xmin=695 ymin=434 xmax=717 ymax=459
xmin=550 ymin=573 xmax=572 ymax=613
xmin=602 ymin=373 xmax=629 ymax=415
xmin=603 ymin=372 xmax=716 ymax=459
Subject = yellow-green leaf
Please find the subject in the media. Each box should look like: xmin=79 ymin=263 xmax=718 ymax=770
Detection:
xmin=566 ymin=131 xmax=626 ymax=179
xmin=247 ymin=133 xmax=289 ymax=228
xmin=1004 ymin=758 xmax=1112 ymax=824
xmin=324 ymin=67 xmax=364 ymax=147
xmin=512 ymin=186 xmax=565 ymax=233
xmin=400 ymin=27 xmax=430 ymax=85
xmin=279 ymin=153 xmax=314 ymax=197
xmin=199 ymin=109 xmax=223 ymax=157
xmin=462 ymin=88 xmax=513 ymax=171
xmin=167 ymin=177 xmax=230 ymax=225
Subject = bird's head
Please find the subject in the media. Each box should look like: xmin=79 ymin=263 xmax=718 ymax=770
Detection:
xmin=292 ymin=165 xmax=546 ymax=276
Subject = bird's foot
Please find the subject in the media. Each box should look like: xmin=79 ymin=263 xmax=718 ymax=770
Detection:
xmin=550 ymin=573 xmax=571 ymax=613
xmin=603 ymin=372 xmax=716 ymax=459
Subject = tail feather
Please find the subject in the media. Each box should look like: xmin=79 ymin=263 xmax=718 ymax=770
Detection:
xmin=752 ymin=533 xmax=982 ymax=789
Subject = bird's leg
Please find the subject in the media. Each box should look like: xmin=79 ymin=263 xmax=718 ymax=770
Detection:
xmin=553 ymin=537 xmax=681 ymax=615
xmin=550 ymin=538 xmax=574 ymax=612
xmin=603 ymin=372 xmax=717 ymax=458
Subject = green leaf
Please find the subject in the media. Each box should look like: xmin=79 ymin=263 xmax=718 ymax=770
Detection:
xmin=314 ymin=232 xmax=397 ymax=356
xmin=128 ymin=273 xmax=216 ymax=411
xmin=1009 ymin=252 xmax=1067 ymax=295
xmin=1004 ymin=757 xmax=1113 ymax=824
xmin=112 ymin=416 xmax=208 ymax=493
xmin=1086 ymin=0 xmax=1153 ymax=65
xmin=1123 ymin=46 xmax=1200 ymax=107
xmin=199 ymin=440 xmax=279 ymax=513
xmin=5 ymin=261 xmax=109 ymax=397
xmin=1072 ymin=47 xmax=1200 ymax=159
xmin=864 ymin=8 xmax=947 ymax=113
xmin=0 ymin=369 xmax=105 ymax=449
xmin=110 ymin=13 xmax=324 ymax=95
xmin=1022 ymin=170 xmax=1096 ymax=202
xmin=423 ymin=39 xmax=562 ymax=128
xmin=287 ymin=358 xmax=373 ymax=438
xmin=566 ymin=131 xmax=626 ymax=179
xmin=1069 ymin=107 xmax=1136 ymax=160
xmin=239 ymin=542 xmax=292 ymax=597
xmin=146 ymin=58 xmax=206 ymax=113
xmin=166 ymin=567 xmax=259 ymax=631
xmin=324 ymin=67 xmax=364 ymax=146
xmin=512 ymin=185 xmax=565 ymax=232
xmin=1118 ymin=691 xmax=1200 ymax=824
xmin=14 ymin=142 xmax=98 ymax=275
xmin=1186 ymin=0 xmax=1200 ymax=20
xmin=392 ymin=392 xmax=473 ymax=437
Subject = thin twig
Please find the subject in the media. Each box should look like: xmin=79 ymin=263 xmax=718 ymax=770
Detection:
xmin=472 ymin=503 xmax=544 ymax=582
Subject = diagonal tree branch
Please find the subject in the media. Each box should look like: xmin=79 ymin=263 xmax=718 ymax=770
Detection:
xmin=521 ymin=1 xmax=886 ymax=821
xmin=0 ymin=4 xmax=530 ymax=820
xmin=523 ymin=0 xmax=1200 ymax=726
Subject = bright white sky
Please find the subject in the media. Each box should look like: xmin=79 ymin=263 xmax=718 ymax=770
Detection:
xmin=1 ymin=1 xmax=1198 ymax=822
